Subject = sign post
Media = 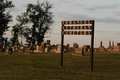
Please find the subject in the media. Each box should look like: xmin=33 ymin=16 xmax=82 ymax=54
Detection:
xmin=60 ymin=20 xmax=95 ymax=72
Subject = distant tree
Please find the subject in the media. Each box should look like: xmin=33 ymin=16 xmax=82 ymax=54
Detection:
xmin=26 ymin=1 xmax=54 ymax=45
xmin=0 ymin=0 xmax=14 ymax=37
xmin=10 ymin=24 xmax=19 ymax=46
xmin=10 ymin=13 xmax=30 ymax=46
xmin=16 ymin=13 xmax=30 ymax=44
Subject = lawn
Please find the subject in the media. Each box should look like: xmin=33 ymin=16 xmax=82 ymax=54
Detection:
xmin=0 ymin=49 xmax=120 ymax=80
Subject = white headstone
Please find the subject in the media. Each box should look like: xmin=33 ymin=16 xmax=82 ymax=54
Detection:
xmin=45 ymin=47 xmax=48 ymax=52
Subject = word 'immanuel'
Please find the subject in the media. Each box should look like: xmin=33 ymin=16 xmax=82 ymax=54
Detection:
xmin=62 ymin=20 xmax=94 ymax=25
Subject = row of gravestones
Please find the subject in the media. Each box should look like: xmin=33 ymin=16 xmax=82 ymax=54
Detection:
xmin=23 ymin=40 xmax=120 ymax=55
xmin=99 ymin=40 xmax=120 ymax=52
xmin=73 ymin=43 xmax=98 ymax=52
xmin=0 ymin=40 xmax=50 ymax=54
xmin=51 ymin=44 xmax=69 ymax=53
xmin=33 ymin=43 xmax=69 ymax=53
xmin=72 ymin=43 xmax=99 ymax=56
xmin=2 ymin=40 xmax=120 ymax=55
xmin=0 ymin=41 xmax=23 ymax=53
xmin=2 ymin=43 xmax=24 ymax=54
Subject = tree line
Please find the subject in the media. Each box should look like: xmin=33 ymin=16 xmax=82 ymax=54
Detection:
xmin=0 ymin=0 xmax=54 ymax=46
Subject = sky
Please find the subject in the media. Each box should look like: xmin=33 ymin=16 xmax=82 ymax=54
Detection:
xmin=4 ymin=0 xmax=120 ymax=48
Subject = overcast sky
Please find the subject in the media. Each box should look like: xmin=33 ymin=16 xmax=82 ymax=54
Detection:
xmin=4 ymin=0 xmax=120 ymax=48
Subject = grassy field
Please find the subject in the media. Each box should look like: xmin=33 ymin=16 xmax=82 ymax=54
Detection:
xmin=0 ymin=49 xmax=120 ymax=80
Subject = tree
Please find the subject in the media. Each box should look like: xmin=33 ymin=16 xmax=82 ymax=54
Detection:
xmin=26 ymin=1 xmax=54 ymax=45
xmin=0 ymin=0 xmax=14 ymax=37
xmin=10 ymin=24 xmax=19 ymax=46
xmin=16 ymin=13 xmax=30 ymax=44
xmin=10 ymin=13 xmax=29 ymax=46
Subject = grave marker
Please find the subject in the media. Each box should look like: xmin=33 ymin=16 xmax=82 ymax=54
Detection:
xmin=56 ymin=45 xmax=62 ymax=53
xmin=94 ymin=49 xmax=98 ymax=52
xmin=112 ymin=41 xmax=114 ymax=48
xmin=72 ymin=48 xmax=84 ymax=56
xmin=34 ymin=45 xmax=43 ymax=52
xmin=24 ymin=46 xmax=31 ymax=54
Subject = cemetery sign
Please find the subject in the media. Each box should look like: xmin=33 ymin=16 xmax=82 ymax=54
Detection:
xmin=60 ymin=20 xmax=95 ymax=72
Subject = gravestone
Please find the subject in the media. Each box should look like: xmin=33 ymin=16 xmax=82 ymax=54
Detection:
xmin=108 ymin=40 xmax=112 ymax=51
xmin=45 ymin=47 xmax=48 ymax=52
xmin=117 ymin=43 xmax=120 ymax=46
xmin=100 ymin=41 xmax=102 ymax=48
xmin=46 ymin=40 xmax=51 ymax=50
xmin=50 ymin=49 xmax=53 ymax=52
xmin=99 ymin=46 xmax=105 ymax=51
xmin=108 ymin=47 xmax=113 ymax=51
xmin=99 ymin=41 xmax=105 ymax=51
xmin=4 ymin=49 xmax=9 ymax=54
xmin=94 ymin=49 xmax=98 ymax=52
xmin=18 ymin=46 xmax=24 ymax=52
xmin=110 ymin=46 xmax=120 ymax=52
xmin=73 ymin=43 xmax=78 ymax=48
xmin=55 ymin=45 xmax=61 ymax=53
xmin=34 ymin=45 xmax=43 ymax=52
xmin=64 ymin=45 xmax=68 ymax=52
xmin=53 ymin=48 xmax=57 ymax=52
xmin=72 ymin=48 xmax=84 ymax=56
xmin=83 ymin=45 xmax=90 ymax=49
xmin=55 ymin=45 xmax=64 ymax=53
xmin=4 ymin=47 xmax=10 ymax=54
xmin=112 ymin=41 xmax=114 ymax=48
xmin=84 ymin=49 xmax=87 ymax=52
xmin=51 ymin=46 xmax=57 ymax=52
xmin=88 ymin=49 xmax=91 ymax=52
xmin=21 ymin=46 xmax=24 ymax=52
xmin=38 ymin=46 xmax=42 ymax=51
xmin=41 ymin=42 xmax=46 ymax=51
xmin=83 ymin=45 xmax=90 ymax=52
xmin=24 ymin=46 xmax=31 ymax=54
xmin=108 ymin=40 xmax=111 ymax=48
xmin=11 ymin=47 xmax=15 ymax=52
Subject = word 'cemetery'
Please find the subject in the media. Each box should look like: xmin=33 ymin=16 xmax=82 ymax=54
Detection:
xmin=63 ymin=26 xmax=92 ymax=30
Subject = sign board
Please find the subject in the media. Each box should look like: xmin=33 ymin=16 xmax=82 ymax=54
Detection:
xmin=62 ymin=31 xmax=92 ymax=35
xmin=60 ymin=20 xmax=95 ymax=72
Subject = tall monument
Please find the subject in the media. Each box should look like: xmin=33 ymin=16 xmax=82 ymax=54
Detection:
xmin=108 ymin=40 xmax=111 ymax=48
xmin=100 ymin=41 xmax=102 ymax=47
xmin=112 ymin=41 xmax=114 ymax=48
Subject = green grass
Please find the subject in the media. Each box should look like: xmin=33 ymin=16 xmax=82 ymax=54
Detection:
xmin=0 ymin=49 xmax=120 ymax=80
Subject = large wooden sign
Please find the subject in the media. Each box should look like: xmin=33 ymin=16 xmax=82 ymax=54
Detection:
xmin=60 ymin=20 xmax=95 ymax=72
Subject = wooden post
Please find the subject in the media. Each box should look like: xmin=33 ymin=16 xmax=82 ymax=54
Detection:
xmin=90 ymin=20 xmax=95 ymax=72
xmin=60 ymin=22 xmax=64 ymax=68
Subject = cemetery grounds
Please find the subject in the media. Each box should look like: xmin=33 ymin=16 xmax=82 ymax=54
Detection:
xmin=0 ymin=48 xmax=120 ymax=80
